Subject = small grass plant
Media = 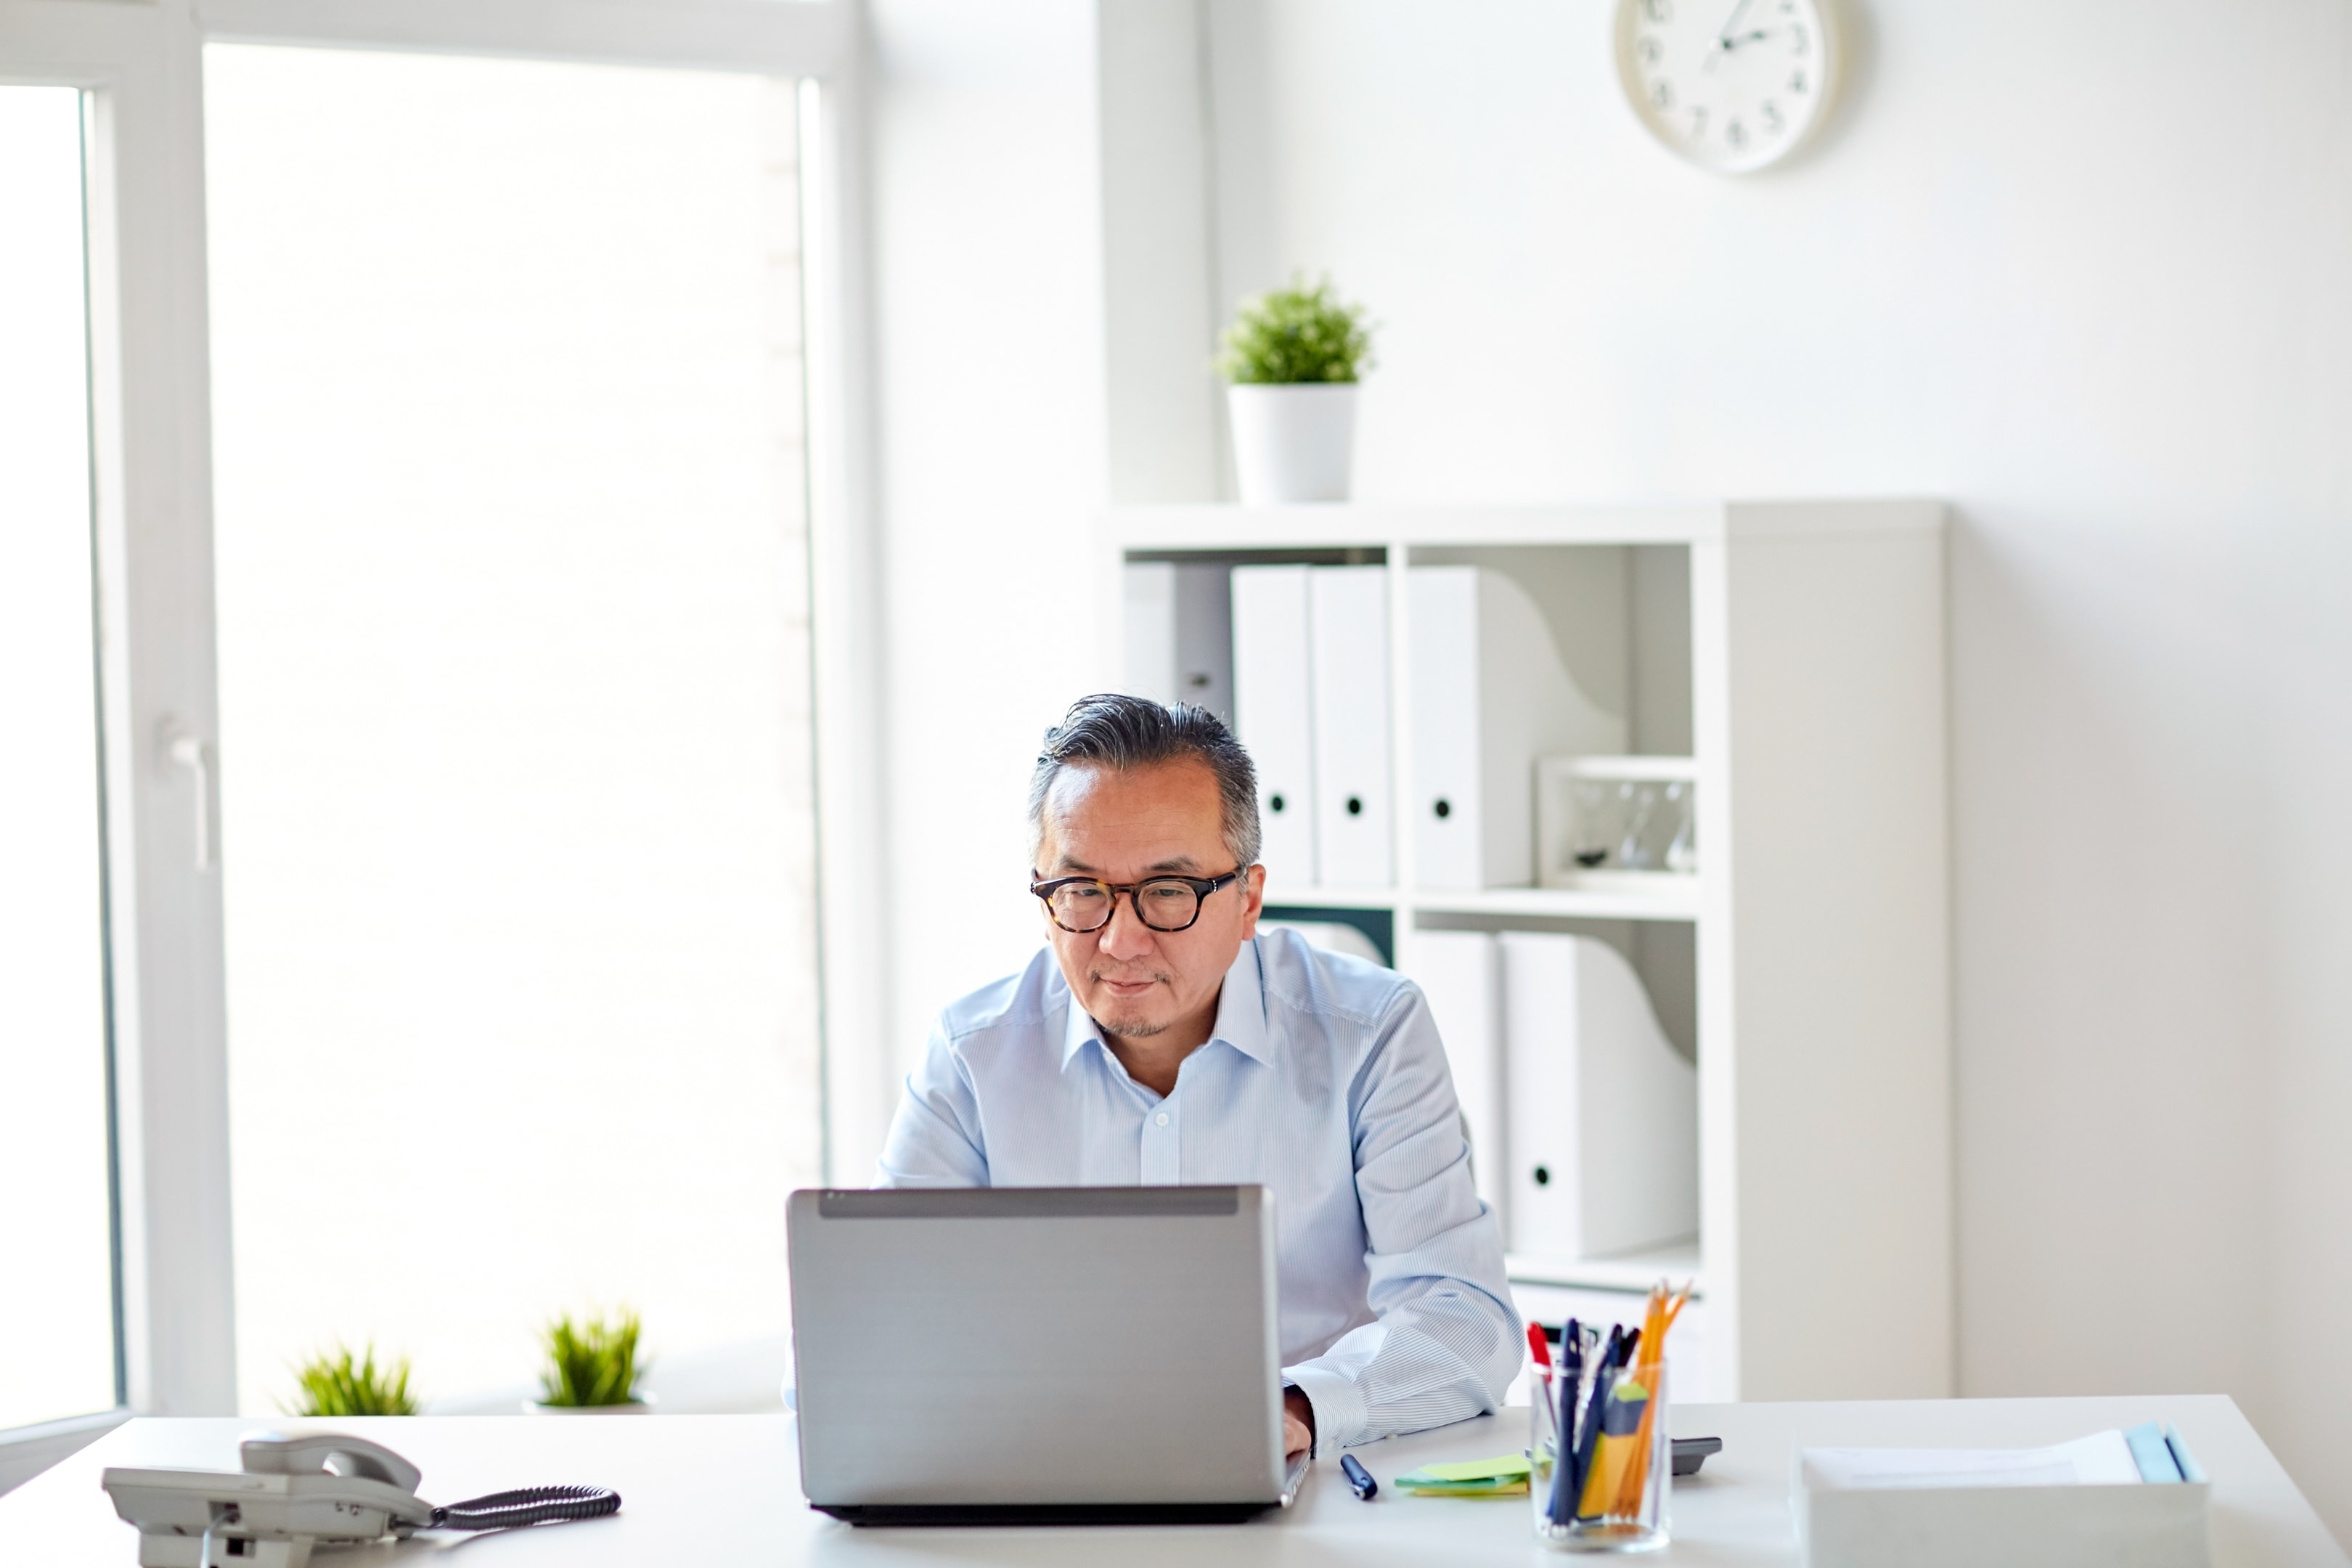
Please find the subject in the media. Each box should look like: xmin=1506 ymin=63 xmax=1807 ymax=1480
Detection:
xmin=284 ymin=1342 xmax=420 ymax=1416
xmin=1215 ymin=274 xmax=1375 ymax=385
xmin=537 ymin=1310 xmax=647 ymax=1408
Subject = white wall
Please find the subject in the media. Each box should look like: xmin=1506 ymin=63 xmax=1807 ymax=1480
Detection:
xmin=863 ymin=0 xmax=2352 ymax=1533
xmin=1177 ymin=0 xmax=2352 ymax=1537
xmin=859 ymin=0 xmax=1109 ymax=1172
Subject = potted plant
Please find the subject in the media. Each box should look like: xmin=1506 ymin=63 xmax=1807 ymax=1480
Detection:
xmin=1215 ymin=275 xmax=1375 ymax=505
xmin=285 ymin=1342 xmax=420 ymax=1416
xmin=526 ymin=1310 xmax=652 ymax=1414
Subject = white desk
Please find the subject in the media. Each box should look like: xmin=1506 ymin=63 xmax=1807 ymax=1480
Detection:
xmin=6 ymin=1397 xmax=2343 ymax=1565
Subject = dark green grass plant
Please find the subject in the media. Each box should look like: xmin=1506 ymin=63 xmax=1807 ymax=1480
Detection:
xmin=537 ymin=1310 xmax=646 ymax=1408
xmin=1215 ymin=275 xmax=1375 ymax=385
xmin=284 ymin=1342 xmax=420 ymax=1416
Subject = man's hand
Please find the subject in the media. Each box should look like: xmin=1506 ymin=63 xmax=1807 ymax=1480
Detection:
xmin=1283 ymin=1387 xmax=1315 ymax=1457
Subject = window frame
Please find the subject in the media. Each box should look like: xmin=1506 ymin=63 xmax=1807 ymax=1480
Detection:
xmin=0 ymin=0 xmax=881 ymax=1440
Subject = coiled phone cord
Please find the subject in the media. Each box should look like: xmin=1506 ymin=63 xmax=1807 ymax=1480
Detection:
xmin=428 ymin=1484 xmax=622 ymax=1530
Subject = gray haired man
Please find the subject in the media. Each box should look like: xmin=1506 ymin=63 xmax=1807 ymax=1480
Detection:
xmin=879 ymin=694 xmax=1519 ymax=1455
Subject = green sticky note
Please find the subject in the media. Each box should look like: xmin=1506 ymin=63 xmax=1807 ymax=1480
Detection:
xmin=1400 ymin=1481 xmax=1529 ymax=1498
xmin=1410 ymin=1454 xmax=1533 ymax=1484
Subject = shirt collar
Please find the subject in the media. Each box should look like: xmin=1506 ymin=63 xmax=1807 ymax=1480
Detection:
xmin=1058 ymin=938 xmax=1273 ymax=1070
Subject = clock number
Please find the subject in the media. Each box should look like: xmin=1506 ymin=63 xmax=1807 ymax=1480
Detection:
xmin=1789 ymin=67 xmax=1809 ymax=93
xmin=1651 ymin=79 xmax=1675 ymax=111
xmin=1726 ymin=118 xmax=1748 ymax=149
xmin=1790 ymin=23 xmax=1808 ymax=53
xmin=1641 ymin=0 xmax=1672 ymax=22
xmin=1636 ymin=34 xmax=1662 ymax=65
xmin=1688 ymin=106 xmax=1708 ymax=140
xmin=1761 ymin=100 xmax=1784 ymax=134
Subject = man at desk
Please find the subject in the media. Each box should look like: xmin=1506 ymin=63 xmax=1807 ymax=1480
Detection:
xmin=880 ymin=693 xmax=1520 ymax=1459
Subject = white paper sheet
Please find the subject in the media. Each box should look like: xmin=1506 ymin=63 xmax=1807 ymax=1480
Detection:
xmin=1801 ymin=1430 xmax=2143 ymax=1491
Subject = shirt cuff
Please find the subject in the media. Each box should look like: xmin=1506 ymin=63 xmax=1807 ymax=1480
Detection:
xmin=1283 ymin=1362 xmax=1367 ymax=1453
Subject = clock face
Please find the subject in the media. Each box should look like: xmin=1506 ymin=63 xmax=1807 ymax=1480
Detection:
xmin=1614 ymin=0 xmax=1837 ymax=173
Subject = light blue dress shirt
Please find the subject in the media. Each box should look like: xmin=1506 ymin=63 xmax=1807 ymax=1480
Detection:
xmin=878 ymin=926 xmax=1522 ymax=1450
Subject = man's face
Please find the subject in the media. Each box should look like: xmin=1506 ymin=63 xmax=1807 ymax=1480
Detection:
xmin=1034 ymin=759 xmax=1264 ymax=1040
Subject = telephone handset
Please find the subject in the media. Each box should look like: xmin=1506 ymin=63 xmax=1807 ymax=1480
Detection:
xmin=102 ymin=1429 xmax=619 ymax=1568
xmin=240 ymin=1431 xmax=422 ymax=1493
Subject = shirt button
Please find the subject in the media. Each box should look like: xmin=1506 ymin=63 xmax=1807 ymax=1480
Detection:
xmin=1155 ymin=1111 xmax=1171 ymax=1127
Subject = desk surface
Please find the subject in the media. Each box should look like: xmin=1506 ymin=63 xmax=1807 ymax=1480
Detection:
xmin=6 ymin=1395 xmax=2343 ymax=1565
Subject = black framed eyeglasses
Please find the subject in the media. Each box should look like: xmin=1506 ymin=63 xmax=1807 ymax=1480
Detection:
xmin=1030 ymin=870 xmax=1242 ymax=934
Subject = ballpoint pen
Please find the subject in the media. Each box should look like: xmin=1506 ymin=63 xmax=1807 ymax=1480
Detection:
xmin=1339 ymin=1453 xmax=1378 ymax=1501
xmin=1565 ymin=1327 xmax=1623 ymax=1521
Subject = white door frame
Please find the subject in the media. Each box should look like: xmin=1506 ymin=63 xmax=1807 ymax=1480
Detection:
xmin=0 ymin=0 xmax=878 ymax=1426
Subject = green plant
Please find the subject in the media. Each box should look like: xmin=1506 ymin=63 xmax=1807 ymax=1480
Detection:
xmin=283 ymin=1343 xmax=420 ymax=1417
xmin=537 ymin=1310 xmax=646 ymax=1408
xmin=1215 ymin=275 xmax=1375 ymax=385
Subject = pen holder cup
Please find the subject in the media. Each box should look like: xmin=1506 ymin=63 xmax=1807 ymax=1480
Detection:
xmin=1530 ymin=1359 xmax=1669 ymax=1553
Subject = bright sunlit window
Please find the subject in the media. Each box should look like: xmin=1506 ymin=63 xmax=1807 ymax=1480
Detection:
xmin=0 ymin=85 xmax=121 ymax=1433
xmin=203 ymin=46 xmax=823 ymax=1414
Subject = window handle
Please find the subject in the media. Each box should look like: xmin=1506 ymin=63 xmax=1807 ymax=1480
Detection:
xmin=160 ymin=718 xmax=215 ymax=871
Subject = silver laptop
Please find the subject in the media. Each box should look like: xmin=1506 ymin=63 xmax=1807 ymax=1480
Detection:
xmin=787 ymin=1185 xmax=1311 ymax=1525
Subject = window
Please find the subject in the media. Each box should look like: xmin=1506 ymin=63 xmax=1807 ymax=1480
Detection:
xmin=203 ymin=46 xmax=824 ymax=1411
xmin=0 ymin=0 xmax=860 ymax=1441
xmin=0 ymin=84 xmax=121 ymax=1432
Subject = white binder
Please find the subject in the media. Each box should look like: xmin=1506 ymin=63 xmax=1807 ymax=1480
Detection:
xmin=1171 ymin=563 xmax=1235 ymax=721
xmin=1230 ymin=565 xmax=1317 ymax=887
xmin=1122 ymin=561 xmax=1177 ymax=703
xmin=1309 ymin=565 xmax=1392 ymax=887
xmin=1408 ymin=566 xmax=1626 ymax=889
xmin=1500 ymin=932 xmax=1697 ymax=1260
xmin=1408 ymin=929 xmax=1505 ymax=1222
xmin=1123 ymin=561 xmax=1235 ymax=719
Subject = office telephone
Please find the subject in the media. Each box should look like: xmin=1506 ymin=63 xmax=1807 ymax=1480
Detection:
xmin=102 ymin=1430 xmax=619 ymax=1567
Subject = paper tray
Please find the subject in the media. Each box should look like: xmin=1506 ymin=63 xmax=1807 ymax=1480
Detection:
xmin=1795 ymin=1461 xmax=2210 ymax=1568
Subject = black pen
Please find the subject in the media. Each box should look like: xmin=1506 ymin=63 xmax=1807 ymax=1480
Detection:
xmin=1339 ymin=1453 xmax=1378 ymax=1500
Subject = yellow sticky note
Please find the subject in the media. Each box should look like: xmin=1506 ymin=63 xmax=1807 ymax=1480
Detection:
xmin=1414 ymin=1454 xmax=1533 ymax=1484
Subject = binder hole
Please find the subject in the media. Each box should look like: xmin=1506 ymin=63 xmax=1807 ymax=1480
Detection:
xmin=1433 ymin=798 xmax=1452 ymax=819
xmin=1346 ymin=796 xmax=1363 ymax=817
xmin=1532 ymin=1164 xmax=1551 ymax=1187
xmin=1268 ymin=793 xmax=1286 ymax=814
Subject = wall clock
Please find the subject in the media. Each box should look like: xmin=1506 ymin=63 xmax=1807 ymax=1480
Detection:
xmin=1614 ymin=0 xmax=1840 ymax=173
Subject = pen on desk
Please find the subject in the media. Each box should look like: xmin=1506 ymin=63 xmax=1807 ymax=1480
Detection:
xmin=1339 ymin=1453 xmax=1378 ymax=1501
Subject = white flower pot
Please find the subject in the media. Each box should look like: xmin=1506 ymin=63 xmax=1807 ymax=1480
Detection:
xmin=1227 ymin=383 xmax=1358 ymax=505
xmin=523 ymin=1395 xmax=654 ymax=1415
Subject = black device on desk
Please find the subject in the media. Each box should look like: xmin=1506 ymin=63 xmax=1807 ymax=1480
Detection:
xmin=1672 ymin=1436 xmax=1723 ymax=1476
xmin=787 ymin=1186 xmax=1310 ymax=1526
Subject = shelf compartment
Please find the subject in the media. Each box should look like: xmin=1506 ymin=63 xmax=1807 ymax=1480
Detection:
xmin=1506 ymin=1243 xmax=1705 ymax=1298
xmin=1413 ymin=884 xmax=1700 ymax=921
xmin=1551 ymin=754 xmax=1698 ymax=781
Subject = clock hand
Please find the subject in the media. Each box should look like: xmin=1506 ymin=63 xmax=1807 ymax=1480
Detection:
xmin=1713 ymin=0 xmax=1757 ymax=49
xmin=1711 ymin=25 xmax=1785 ymax=57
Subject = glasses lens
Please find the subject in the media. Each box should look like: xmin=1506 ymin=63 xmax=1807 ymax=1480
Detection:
xmin=1047 ymin=881 xmax=1114 ymax=931
xmin=1135 ymin=878 xmax=1202 ymax=931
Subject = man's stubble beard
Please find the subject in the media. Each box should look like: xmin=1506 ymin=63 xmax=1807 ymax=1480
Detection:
xmin=1090 ymin=967 xmax=1174 ymax=1039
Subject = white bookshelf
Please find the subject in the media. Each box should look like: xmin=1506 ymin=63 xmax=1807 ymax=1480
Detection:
xmin=1107 ymin=499 xmax=1952 ymax=1405
xmin=1508 ymin=1242 xmax=1707 ymax=1297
